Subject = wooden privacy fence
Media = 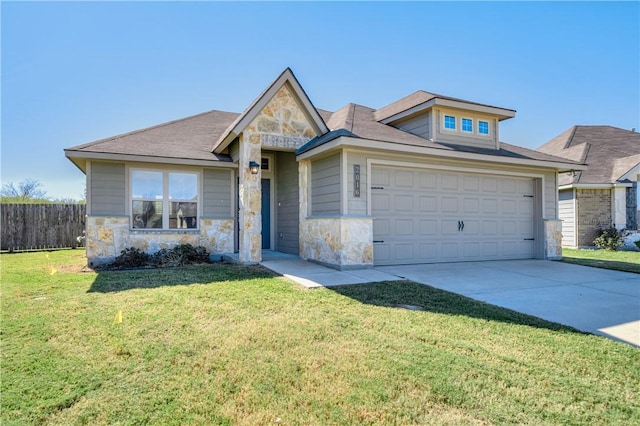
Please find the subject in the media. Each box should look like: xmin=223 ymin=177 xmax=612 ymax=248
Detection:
xmin=1 ymin=204 xmax=86 ymax=251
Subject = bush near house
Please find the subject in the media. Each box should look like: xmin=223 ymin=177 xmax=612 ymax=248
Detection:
xmin=107 ymin=244 xmax=210 ymax=269
xmin=593 ymin=227 xmax=624 ymax=251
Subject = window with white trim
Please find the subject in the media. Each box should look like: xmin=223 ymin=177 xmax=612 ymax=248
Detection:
xmin=461 ymin=118 xmax=473 ymax=132
xmin=478 ymin=120 xmax=489 ymax=135
xmin=444 ymin=115 xmax=456 ymax=130
xmin=131 ymin=170 xmax=199 ymax=229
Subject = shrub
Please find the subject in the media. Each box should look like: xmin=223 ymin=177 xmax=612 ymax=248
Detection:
xmin=593 ymin=227 xmax=624 ymax=251
xmin=111 ymin=247 xmax=150 ymax=269
xmin=109 ymin=244 xmax=210 ymax=269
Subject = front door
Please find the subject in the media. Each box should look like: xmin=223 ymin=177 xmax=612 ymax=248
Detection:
xmin=261 ymin=179 xmax=271 ymax=249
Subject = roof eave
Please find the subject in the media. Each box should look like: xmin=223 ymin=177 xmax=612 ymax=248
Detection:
xmin=296 ymin=136 xmax=586 ymax=172
xmin=380 ymin=98 xmax=516 ymax=124
xmin=65 ymin=150 xmax=237 ymax=170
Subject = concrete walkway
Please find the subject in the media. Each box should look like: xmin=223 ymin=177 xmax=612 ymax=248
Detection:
xmin=258 ymin=252 xmax=639 ymax=347
xmin=259 ymin=251 xmax=401 ymax=288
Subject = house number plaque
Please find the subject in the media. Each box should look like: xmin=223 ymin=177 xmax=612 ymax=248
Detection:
xmin=353 ymin=165 xmax=361 ymax=197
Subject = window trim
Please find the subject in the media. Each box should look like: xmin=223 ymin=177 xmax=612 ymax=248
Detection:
xmin=461 ymin=117 xmax=473 ymax=133
xmin=478 ymin=120 xmax=490 ymax=136
xmin=129 ymin=167 xmax=202 ymax=231
xmin=443 ymin=115 xmax=457 ymax=130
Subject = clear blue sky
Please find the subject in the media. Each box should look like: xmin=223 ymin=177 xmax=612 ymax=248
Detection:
xmin=2 ymin=1 xmax=639 ymax=200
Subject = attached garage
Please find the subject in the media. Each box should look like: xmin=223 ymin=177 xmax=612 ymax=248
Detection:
xmin=372 ymin=165 xmax=537 ymax=265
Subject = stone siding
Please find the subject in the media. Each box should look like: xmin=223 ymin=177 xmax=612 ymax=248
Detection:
xmin=544 ymin=219 xmax=562 ymax=260
xmin=237 ymin=84 xmax=316 ymax=264
xmin=576 ymin=188 xmax=612 ymax=247
xmin=300 ymin=217 xmax=374 ymax=269
xmin=85 ymin=216 xmax=234 ymax=267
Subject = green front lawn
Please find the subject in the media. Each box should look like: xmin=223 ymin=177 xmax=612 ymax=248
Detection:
xmin=2 ymin=251 xmax=639 ymax=425
xmin=562 ymin=247 xmax=640 ymax=273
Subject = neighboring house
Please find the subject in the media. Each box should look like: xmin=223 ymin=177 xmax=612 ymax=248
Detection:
xmin=65 ymin=68 xmax=583 ymax=269
xmin=538 ymin=126 xmax=640 ymax=248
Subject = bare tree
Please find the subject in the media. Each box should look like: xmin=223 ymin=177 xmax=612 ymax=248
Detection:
xmin=1 ymin=178 xmax=49 ymax=201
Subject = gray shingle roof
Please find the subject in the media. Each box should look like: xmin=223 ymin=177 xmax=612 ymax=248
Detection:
xmin=299 ymin=103 xmax=577 ymax=165
xmin=537 ymin=125 xmax=640 ymax=185
xmin=374 ymin=90 xmax=516 ymax=122
xmin=66 ymin=72 xmax=580 ymax=170
xmin=66 ymin=110 xmax=239 ymax=162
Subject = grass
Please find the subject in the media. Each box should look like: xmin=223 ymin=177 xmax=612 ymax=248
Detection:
xmin=562 ymin=247 xmax=640 ymax=273
xmin=2 ymin=251 xmax=639 ymax=425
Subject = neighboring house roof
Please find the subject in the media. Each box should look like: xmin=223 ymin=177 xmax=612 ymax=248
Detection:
xmin=211 ymin=67 xmax=329 ymax=154
xmin=537 ymin=125 xmax=640 ymax=186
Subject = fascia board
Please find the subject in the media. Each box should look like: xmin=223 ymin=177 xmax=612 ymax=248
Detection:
xmin=380 ymin=98 xmax=516 ymax=125
xmin=435 ymin=98 xmax=516 ymax=119
xmin=297 ymin=136 xmax=586 ymax=172
xmin=65 ymin=150 xmax=237 ymax=169
xmin=559 ymin=183 xmax=632 ymax=190
xmin=379 ymin=99 xmax=437 ymax=124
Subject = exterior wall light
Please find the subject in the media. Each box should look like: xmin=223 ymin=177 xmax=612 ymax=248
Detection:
xmin=249 ymin=161 xmax=260 ymax=175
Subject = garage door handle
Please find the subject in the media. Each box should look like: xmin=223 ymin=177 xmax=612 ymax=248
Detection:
xmin=458 ymin=220 xmax=464 ymax=231
xmin=373 ymin=240 xmax=384 ymax=243
xmin=524 ymin=238 xmax=535 ymax=241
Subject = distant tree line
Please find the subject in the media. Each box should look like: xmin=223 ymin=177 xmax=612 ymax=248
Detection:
xmin=0 ymin=178 xmax=85 ymax=204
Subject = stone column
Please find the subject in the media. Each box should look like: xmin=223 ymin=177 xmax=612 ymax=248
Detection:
xmin=544 ymin=219 xmax=563 ymax=260
xmin=238 ymin=132 xmax=262 ymax=263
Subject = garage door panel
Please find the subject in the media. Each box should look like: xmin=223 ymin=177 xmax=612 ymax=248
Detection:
xmin=482 ymin=242 xmax=499 ymax=257
xmin=394 ymin=194 xmax=414 ymax=211
xmin=482 ymin=199 xmax=498 ymax=214
xmin=373 ymin=218 xmax=390 ymax=236
xmin=442 ymin=174 xmax=459 ymax=190
xmin=419 ymin=219 xmax=437 ymax=235
xmin=441 ymin=243 xmax=459 ymax=259
xmin=420 ymin=196 xmax=437 ymax=212
xmin=463 ymin=176 xmax=480 ymax=191
xmin=394 ymin=171 xmax=414 ymax=187
xmin=441 ymin=220 xmax=460 ymax=235
xmin=396 ymin=244 xmax=414 ymax=260
xmin=441 ymin=197 xmax=459 ymax=213
xmin=419 ymin=243 xmax=438 ymax=259
xmin=463 ymin=242 xmax=481 ymax=258
xmin=482 ymin=177 xmax=498 ymax=192
xmin=463 ymin=198 xmax=480 ymax=213
xmin=502 ymin=220 xmax=518 ymax=234
xmin=462 ymin=220 xmax=480 ymax=235
xmin=372 ymin=193 xmax=390 ymax=210
xmin=395 ymin=219 xmax=414 ymax=235
xmin=502 ymin=199 xmax=518 ymax=214
xmin=419 ymin=173 xmax=438 ymax=189
xmin=372 ymin=165 xmax=536 ymax=265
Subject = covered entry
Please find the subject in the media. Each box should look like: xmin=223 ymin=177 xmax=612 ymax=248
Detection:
xmin=372 ymin=165 xmax=537 ymax=265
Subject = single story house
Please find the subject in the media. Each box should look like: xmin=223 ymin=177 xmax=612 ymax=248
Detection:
xmin=65 ymin=68 xmax=584 ymax=268
xmin=538 ymin=125 xmax=640 ymax=247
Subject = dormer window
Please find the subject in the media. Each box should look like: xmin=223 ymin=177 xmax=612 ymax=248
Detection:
xmin=478 ymin=120 xmax=489 ymax=135
xmin=462 ymin=118 xmax=473 ymax=133
xmin=444 ymin=115 xmax=456 ymax=130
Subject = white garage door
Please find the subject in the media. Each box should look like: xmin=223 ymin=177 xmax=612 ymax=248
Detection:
xmin=372 ymin=166 xmax=536 ymax=265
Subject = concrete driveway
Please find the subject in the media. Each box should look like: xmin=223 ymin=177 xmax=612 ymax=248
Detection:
xmin=377 ymin=260 xmax=640 ymax=346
